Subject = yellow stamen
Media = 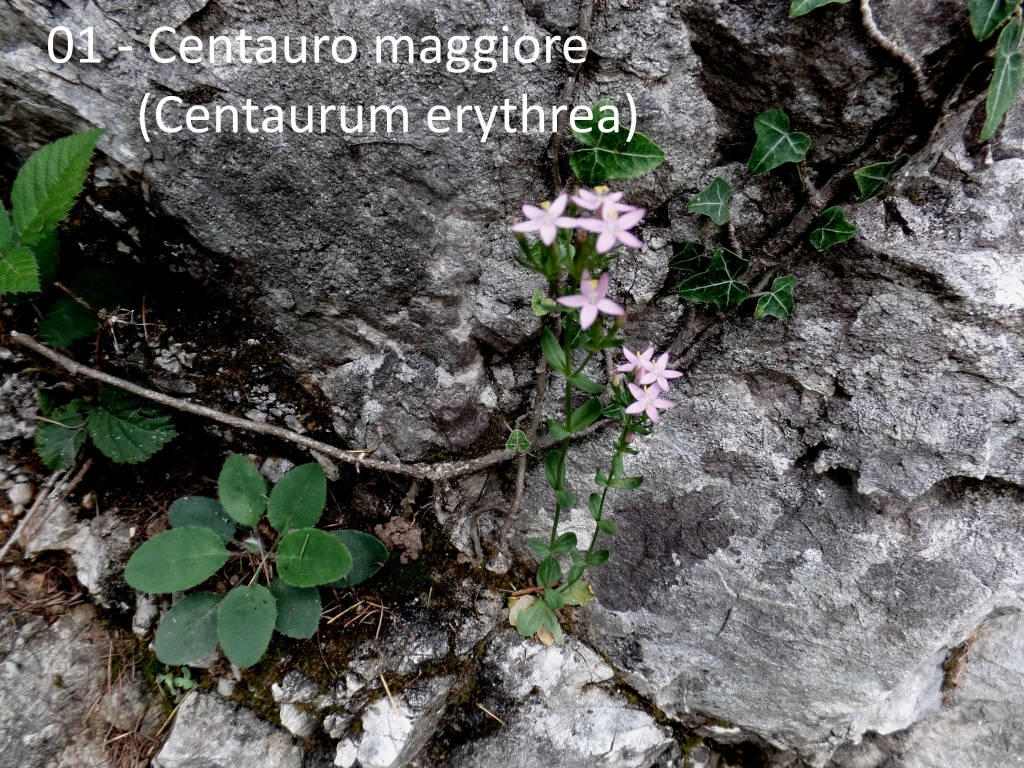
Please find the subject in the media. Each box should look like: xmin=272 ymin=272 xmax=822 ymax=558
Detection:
xmin=594 ymin=185 xmax=610 ymax=195
xmin=540 ymin=200 xmax=551 ymax=210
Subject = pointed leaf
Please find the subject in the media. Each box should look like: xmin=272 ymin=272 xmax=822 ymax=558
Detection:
xmin=267 ymin=462 xmax=326 ymax=532
xmin=567 ymin=372 xmax=604 ymax=394
xmin=755 ymin=276 xmax=796 ymax=320
xmin=541 ymin=326 xmax=569 ymax=374
xmin=218 ymin=453 xmax=267 ymax=526
xmin=34 ymin=401 xmax=87 ymax=470
xmin=982 ymin=19 xmax=1024 ymax=140
xmin=327 ymin=530 xmax=389 ymax=587
xmin=567 ymin=397 xmax=604 ymax=434
xmin=968 ymin=0 xmax=1022 ymax=40
xmin=810 ymin=206 xmax=856 ymax=251
xmin=270 ymin=579 xmax=321 ymax=639
xmin=545 ymin=449 xmax=565 ymax=490
xmin=11 ymin=129 xmax=103 ymax=245
xmin=677 ymin=248 xmax=751 ymax=310
xmin=506 ymin=429 xmax=531 ymax=453
xmin=277 ymin=528 xmax=352 ymax=587
xmin=789 ymin=0 xmax=850 ymax=18
xmin=687 ymin=177 xmax=733 ymax=225
xmin=154 ymin=592 xmax=223 ymax=665
xmin=571 ymin=133 xmax=665 ymax=187
xmin=748 ymin=109 xmax=811 ymax=175
xmin=124 ymin=527 xmax=230 ymax=594
xmin=570 ymin=99 xmax=626 ymax=149
xmin=38 ymin=296 xmax=98 ymax=347
xmin=217 ymin=584 xmax=276 ymax=668
xmin=588 ymin=493 xmax=603 ymax=520
xmin=0 ymin=245 xmax=40 ymax=294
xmin=168 ymin=496 xmax=237 ymax=542
xmin=669 ymin=241 xmax=712 ymax=277
xmin=86 ymin=389 xmax=176 ymax=464
xmin=853 ymin=155 xmax=909 ymax=201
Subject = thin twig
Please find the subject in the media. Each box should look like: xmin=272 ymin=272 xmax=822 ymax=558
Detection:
xmin=476 ymin=702 xmax=506 ymax=726
xmin=499 ymin=353 xmax=549 ymax=544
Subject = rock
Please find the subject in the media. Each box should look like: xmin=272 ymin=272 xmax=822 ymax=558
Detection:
xmin=356 ymin=675 xmax=454 ymax=768
xmin=279 ymin=702 xmax=316 ymax=739
xmin=153 ymin=692 xmax=303 ymax=768
xmin=334 ymin=738 xmax=358 ymax=768
xmin=0 ymin=371 xmax=37 ymax=443
xmin=6 ymin=482 xmax=33 ymax=509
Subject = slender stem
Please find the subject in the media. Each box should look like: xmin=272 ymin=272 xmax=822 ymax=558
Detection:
xmin=550 ymin=324 xmax=574 ymax=549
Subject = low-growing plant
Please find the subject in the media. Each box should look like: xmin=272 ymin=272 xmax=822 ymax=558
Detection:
xmin=154 ymin=665 xmax=196 ymax=700
xmin=124 ymin=454 xmax=388 ymax=668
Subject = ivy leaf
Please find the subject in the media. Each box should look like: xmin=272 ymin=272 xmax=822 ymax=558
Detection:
xmin=687 ymin=177 xmax=733 ymax=225
xmin=270 ymin=579 xmax=322 ymax=640
xmin=11 ymin=129 xmax=103 ymax=246
xmin=789 ymin=0 xmax=851 ymax=18
xmin=506 ymin=429 xmax=531 ymax=453
xmin=982 ymin=18 xmax=1024 ymax=141
xmin=217 ymin=584 xmax=276 ymax=669
xmin=853 ymin=155 xmax=909 ymax=201
xmin=669 ymin=241 xmax=712 ymax=278
xmin=267 ymin=462 xmax=326 ymax=532
xmin=754 ymin=276 xmax=796 ymax=320
xmin=0 ymin=245 xmax=40 ymax=294
xmin=277 ymin=528 xmax=353 ymax=587
xmin=168 ymin=496 xmax=237 ymax=542
xmin=34 ymin=401 xmax=87 ymax=471
xmin=748 ymin=109 xmax=811 ymax=175
xmin=124 ymin=527 xmax=230 ymax=594
xmin=86 ymin=389 xmax=176 ymax=465
xmin=677 ymin=248 xmax=751 ymax=310
xmin=218 ymin=453 xmax=267 ymax=526
xmin=968 ymin=0 xmax=1022 ymax=40
xmin=38 ymin=296 xmax=98 ymax=347
xmin=327 ymin=530 xmax=389 ymax=588
xmin=810 ymin=206 xmax=856 ymax=251
xmin=154 ymin=592 xmax=223 ymax=665
xmin=571 ymin=134 xmax=665 ymax=186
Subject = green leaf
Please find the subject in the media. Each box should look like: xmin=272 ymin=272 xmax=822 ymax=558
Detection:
xmin=218 ymin=453 xmax=267 ymax=526
xmin=597 ymin=518 xmax=619 ymax=535
xmin=154 ymin=592 xmax=223 ymax=665
xmin=541 ymin=326 xmax=569 ymax=374
xmin=270 ymin=579 xmax=321 ymax=639
xmin=606 ymin=476 xmax=644 ymax=490
xmin=567 ymin=397 xmax=603 ymax=434
xmin=982 ymin=19 xmax=1024 ymax=140
xmin=168 ymin=496 xmax=237 ymax=542
xmin=11 ymin=129 xmax=103 ymax=245
xmin=547 ymin=420 xmax=571 ymax=441
xmin=537 ymin=556 xmax=561 ymax=587
xmin=217 ymin=584 xmax=276 ymax=668
xmin=545 ymin=450 xmax=565 ymax=490
xmin=30 ymin=231 xmax=59 ymax=288
xmin=554 ymin=489 xmax=576 ymax=509
xmin=588 ymin=493 xmax=603 ymax=520
xmin=277 ymin=528 xmax=352 ymax=587
xmin=789 ymin=0 xmax=850 ymax=18
xmin=567 ymin=372 xmax=604 ymax=394
xmin=670 ymin=242 xmax=711 ymax=277
xmin=531 ymin=290 xmax=558 ymax=317
xmin=552 ymin=532 xmax=578 ymax=554
xmin=687 ymin=177 xmax=733 ymax=225
xmin=561 ymin=580 xmax=595 ymax=607
xmin=969 ymin=0 xmax=1022 ymax=40
xmin=748 ymin=109 xmax=811 ymax=175
xmin=86 ymin=389 xmax=176 ymax=465
xmin=810 ymin=206 xmax=856 ymax=251
xmin=543 ymin=588 xmax=565 ymax=610
xmin=585 ymin=549 xmax=611 ymax=566
xmin=0 ymin=203 xmax=12 ymax=253
xmin=34 ymin=401 xmax=87 ymax=470
xmin=571 ymin=133 xmax=665 ymax=187
xmin=506 ymin=429 xmax=531 ymax=453
xmin=514 ymin=597 xmax=548 ymax=637
xmin=267 ymin=462 xmax=326 ymax=532
xmin=853 ymin=155 xmax=909 ymax=201
xmin=754 ymin=276 xmax=796 ymax=320
xmin=0 ymin=245 xmax=40 ymax=294
xmin=529 ymin=538 xmax=551 ymax=558
xmin=676 ymin=248 xmax=751 ymax=310
xmin=124 ymin=527 xmax=230 ymax=594
xmin=327 ymin=530 xmax=389 ymax=587
xmin=37 ymin=296 xmax=98 ymax=347
xmin=570 ymin=99 xmax=626 ymax=149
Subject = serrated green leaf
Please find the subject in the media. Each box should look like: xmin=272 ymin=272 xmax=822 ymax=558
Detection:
xmin=154 ymin=592 xmax=223 ymax=665
xmin=0 ymin=245 xmax=40 ymax=294
xmin=270 ymin=579 xmax=321 ymax=639
xmin=506 ymin=429 xmax=531 ymax=453
xmin=0 ymin=203 xmax=12 ymax=254
xmin=810 ymin=206 xmax=856 ymax=251
xmin=561 ymin=579 xmax=595 ymax=607
xmin=677 ymin=248 xmax=751 ymax=310
xmin=789 ymin=0 xmax=850 ymax=18
xmin=969 ymin=0 xmax=1022 ymax=40
xmin=11 ymin=129 xmax=103 ymax=245
xmin=687 ymin=177 xmax=733 ymax=225
xmin=124 ymin=527 xmax=230 ymax=594
xmin=34 ymin=401 xmax=87 ymax=470
xmin=538 ymin=557 xmax=561 ymax=587
xmin=531 ymin=289 xmax=557 ymax=317
xmin=571 ymin=133 xmax=665 ymax=187
xmin=277 ymin=528 xmax=352 ymax=587
xmin=218 ymin=453 xmax=267 ymax=526
xmin=982 ymin=19 xmax=1024 ymax=140
xmin=168 ymin=496 xmax=237 ymax=542
xmin=853 ymin=155 xmax=909 ymax=201
xmin=585 ymin=549 xmax=611 ymax=566
xmin=748 ymin=109 xmax=811 ymax=175
xmin=567 ymin=397 xmax=603 ymax=434
xmin=86 ymin=389 xmax=176 ymax=465
xmin=217 ymin=584 xmax=276 ymax=668
xmin=38 ymin=296 xmax=98 ymax=347
xmin=30 ymin=230 xmax=59 ymax=288
xmin=552 ymin=532 xmax=578 ymax=554
xmin=267 ymin=462 xmax=326 ymax=532
xmin=754 ymin=276 xmax=796 ymax=319
xmin=327 ymin=530 xmax=388 ymax=587
xmin=541 ymin=326 xmax=569 ymax=374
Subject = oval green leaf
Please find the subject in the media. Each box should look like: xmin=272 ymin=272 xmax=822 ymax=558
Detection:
xmin=270 ymin=579 xmax=321 ymax=639
xmin=168 ymin=496 xmax=237 ymax=542
xmin=277 ymin=528 xmax=352 ymax=587
xmin=267 ymin=462 xmax=326 ymax=532
xmin=217 ymin=584 xmax=276 ymax=668
xmin=327 ymin=530 xmax=389 ymax=588
xmin=154 ymin=592 xmax=223 ymax=665
xmin=124 ymin=527 xmax=229 ymax=594
xmin=218 ymin=453 xmax=267 ymax=526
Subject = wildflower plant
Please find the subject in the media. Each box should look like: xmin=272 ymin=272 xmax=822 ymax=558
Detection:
xmin=125 ymin=454 xmax=388 ymax=668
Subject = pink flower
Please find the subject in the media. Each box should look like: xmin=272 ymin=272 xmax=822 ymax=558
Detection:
xmin=572 ymin=187 xmax=629 ymax=215
xmin=578 ymin=205 xmax=646 ymax=254
xmin=639 ymin=352 xmax=683 ymax=391
xmin=625 ymin=382 xmax=675 ymax=423
xmin=556 ymin=269 xmax=624 ymax=330
xmin=511 ymin=193 xmax=577 ymax=246
xmin=617 ymin=346 xmax=654 ymax=375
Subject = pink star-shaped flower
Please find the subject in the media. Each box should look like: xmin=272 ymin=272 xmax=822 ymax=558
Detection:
xmin=578 ymin=205 xmax=646 ymax=254
xmin=556 ymin=269 xmax=624 ymax=330
xmin=625 ymin=382 xmax=675 ymax=423
xmin=572 ymin=188 xmax=630 ymax=215
xmin=617 ymin=346 xmax=654 ymax=375
xmin=638 ymin=352 xmax=683 ymax=391
xmin=511 ymin=193 xmax=577 ymax=246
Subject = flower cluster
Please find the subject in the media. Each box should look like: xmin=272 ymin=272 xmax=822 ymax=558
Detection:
xmin=617 ymin=346 xmax=681 ymax=423
xmin=512 ymin=187 xmax=645 ymax=253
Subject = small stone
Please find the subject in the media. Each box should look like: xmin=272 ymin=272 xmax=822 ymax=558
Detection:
xmin=279 ymin=702 xmax=314 ymax=738
xmin=323 ymin=712 xmax=351 ymax=739
xmin=334 ymin=738 xmax=358 ymax=768
xmin=216 ymin=678 xmax=237 ymax=697
xmin=7 ymin=482 xmax=33 ymax=508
